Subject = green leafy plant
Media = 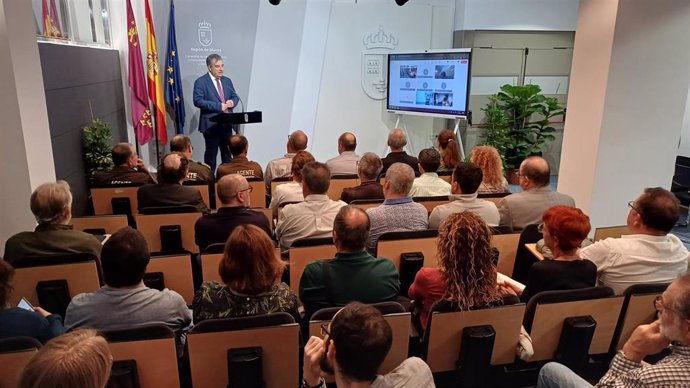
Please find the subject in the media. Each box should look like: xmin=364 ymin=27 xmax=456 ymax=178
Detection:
xmin=83 ymin=118 xmax=113 ymax=183
xmin=480 ymin=84 xmax=564 ymax=170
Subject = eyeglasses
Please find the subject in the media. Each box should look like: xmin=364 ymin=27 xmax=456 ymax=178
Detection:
xmin=320 ymin=323 xmax=330 ymax=338
xmin=654 ymin=295 xmax=681 ymax=316
xmin=537 ymin=223 xmax=544 ymax=233
xmin=238 ymin=186 xmax=253 ymax=194
xmin=627 ymin=201 xmax=639 ymax=213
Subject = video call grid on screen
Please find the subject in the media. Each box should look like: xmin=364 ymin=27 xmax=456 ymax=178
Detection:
xmin=387 ymin=50 xmax=471 ymax=118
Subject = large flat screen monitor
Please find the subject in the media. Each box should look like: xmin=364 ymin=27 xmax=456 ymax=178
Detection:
xmin=387 ymin=49 xmax=471 ymax=118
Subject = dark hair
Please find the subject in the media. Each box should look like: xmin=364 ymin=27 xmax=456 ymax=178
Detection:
xmin=101 ymin=227 xmax=150 ymax=287
xmin=542 ymin=206 xmax=591 ymax=252
xmin=520 ymin=156 xmax=550 ymax=187
xmin=453 ymin=162 xmax=483 ymax=194
xmin=0 ymin=260 xmax=15 ymax=306
xmin=219 ymin=225 xmax=285 ymax=294
xmin=229 ymin=135 xmax=248 ymax=157
xmin=333 ymin=206 xmax=370 ymax=251
xmin=206 ymin=54 xmax=222 ymax=67
xmin=169 ymin=135 xmax=191 ymax=153
xmin=158 ymin=152 xmax=189 ymax=184
xmin=302 ymin=162 xmax=330 ymax=194
xmin=338 ymin=132 xmax=357 ymax=152
xmin=112 ymin=143 xmax=133 ymax=166
xmin=291 ymin=151 xmax=316 ymax=182
xmin=330 ymin=302 xmax=392 ymax=382
xmin=438 ymin=130 xmax=460 ymax=169
xmin=418 ymin=148 xmax=441 ymax=173
xmin=635 ymin=187 xmax=681 ymax=233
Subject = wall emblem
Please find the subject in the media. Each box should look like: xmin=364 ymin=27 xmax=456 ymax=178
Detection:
xmin=361 ymin=26 xmax=398 ymax=100
xmin=198 ymin=21 xmax=213 ymax=47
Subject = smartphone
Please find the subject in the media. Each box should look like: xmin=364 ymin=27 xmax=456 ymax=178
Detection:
xmin=17 ymin=297 xmax=34 ymax=311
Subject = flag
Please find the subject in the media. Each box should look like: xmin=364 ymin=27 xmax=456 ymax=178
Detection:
xmin=145 ymin=0 xmax=168 ymax=143
xmin=126 ymin=0 xmax=153 ymax=145
xmin=42 ymin=0 xmax=62 ymax=38
xmin=164 ymin=0 xmax=185 ymax=135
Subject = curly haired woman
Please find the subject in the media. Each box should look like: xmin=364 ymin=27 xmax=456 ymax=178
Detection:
xmin=469 ymin=145 xmax=510 ymax=194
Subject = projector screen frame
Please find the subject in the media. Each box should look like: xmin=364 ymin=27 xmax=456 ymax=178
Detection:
xmin=386 ymin=48 xmax=472 ymax=119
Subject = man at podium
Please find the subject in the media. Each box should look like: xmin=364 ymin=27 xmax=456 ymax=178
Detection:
xmin=193 ymin=54 xmax=239 ymax=172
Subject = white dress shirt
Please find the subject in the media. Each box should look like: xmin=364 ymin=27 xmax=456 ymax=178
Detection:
xmin=325 ymin=151 xmax=361 ymax=176
xmin=264 ymin=153 xmax=296 ymax=187
xmin=269 ymin=181 xmax=304 ymax=212
xmin=409 ymin=173 xmax=451 ymax=197
xmin=276 ymin=194 xmax=347 ymax=250
xmin=428 ymin=193 xmax=500 ymax=229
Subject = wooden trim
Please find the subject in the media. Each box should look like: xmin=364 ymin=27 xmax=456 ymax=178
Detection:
xmin=134 ymin=213 xmax=202 ymax=254
xmin=91 ymin=187 xmax=139 ymax=215
xmin=593 ymin=226 xmax=631 ymax=241
xmin=376 ymin=237 xmax=438 ymax=269
xmin=109 ymin=337 xmax=180 ymax=388
xmin=71 ymin=215 xmax=128 ymax=234
xmin=492 ymin=233 xmax=520 ymax=276
xmin=0 ymin=348 xmax=37 ymax=388
xmin=616 ymin=294 xmax=659 ymax=350
xmin=10 ymin=262 xmax=101 ymax=306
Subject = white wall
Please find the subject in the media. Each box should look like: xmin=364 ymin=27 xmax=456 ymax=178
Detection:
xmin=461 ymin=0 xmax=579 ymax=31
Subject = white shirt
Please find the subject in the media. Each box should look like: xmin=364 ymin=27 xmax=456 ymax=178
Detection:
xmin=264 ymin=153 xmax=296 ymax=186
xmin=428 ymin=193 xmax=500 ymax=229
xmin=275 ymin=194 xmax=347 ymax=250
xmin=579 ymin=233 xmax=690 ymax=295
xmin=409 ymin=173 xmax=451 ymax=197
xmin=269 ymin=182 xmax=304 ymax=212
xmin=325 ymin=151 xmax=361 ymax=176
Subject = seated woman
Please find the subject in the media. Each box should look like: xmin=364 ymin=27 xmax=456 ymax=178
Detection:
xmin=192 ymin=224 xmax=299 ymax=323
xmin=517 ymin=206 xmax=597 ymax=303
xmin=269 ymin=150 xmax=315 ymax=215
xmin=437 ymin=129 xmax=461 ymax=171
xmin=409 ymin=212 xmax=509 ymax=331
xmin=0 ymin=260 xmax=64 ymax=343
xmin=469 ymin=145 xmax=510 ymax=194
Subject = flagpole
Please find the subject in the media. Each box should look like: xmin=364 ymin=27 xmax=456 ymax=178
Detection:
xmin=151 ymin=102 xmax=161 ymax=163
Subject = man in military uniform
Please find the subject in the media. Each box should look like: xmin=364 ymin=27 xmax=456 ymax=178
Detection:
xmin=216 ymin=135 xmax=263 ymax=180
xmin=92 ymin=143 xmax=156 ymax=186
xmin=169 ymin=135 xmax=214 ymax=183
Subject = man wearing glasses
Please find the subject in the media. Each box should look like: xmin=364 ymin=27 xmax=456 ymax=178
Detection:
xmin=579 ymin=187 xmax=689 ymax=295
xmin=194 ymin=174 xmax=271 ymax=252
xmin=537 ymin=273 xmax=690 ymax=387
xmin=302 ymin=302 xmax=434 ymax=388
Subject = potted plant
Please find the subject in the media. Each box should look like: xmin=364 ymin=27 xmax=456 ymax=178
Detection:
xmin=82 ymin=118 xmax=113 ymax=184
xmin=480 ymin=84 xmax=565 ymax=183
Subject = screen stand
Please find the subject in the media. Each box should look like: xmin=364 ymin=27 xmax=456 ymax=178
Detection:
xmin=389 ymin=114 xmax=414 ymax=156
xmin=452 ymin=117 xmax=467 ymax=160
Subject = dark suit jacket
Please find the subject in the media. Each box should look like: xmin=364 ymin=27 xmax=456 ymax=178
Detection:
xmin=381 ymin=151 xmax=420 ymax=175
xmin=93 ymin=165 xmax=155 ymax=186
xmin=340 ymin=181 xmax=384 ymax=203
xmin=194 ymin=207 xmax=272 ymax=252
xmin=137 ymin=183 xmax=210 ymax=213
xmin=192 ymin=73 xmax=239 ymax=134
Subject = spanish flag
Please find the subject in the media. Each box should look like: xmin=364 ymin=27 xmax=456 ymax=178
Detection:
xmin=144 ymin=0 xmax=168 ymax=144
xmin=42 ymin=0 xmax=62 ymax=38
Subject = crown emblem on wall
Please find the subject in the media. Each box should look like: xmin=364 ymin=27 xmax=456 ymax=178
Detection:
xmin=363 ymin=26 xmax=398 ymax=50
xmin=198 ymin=21 xmax=212 ymax=30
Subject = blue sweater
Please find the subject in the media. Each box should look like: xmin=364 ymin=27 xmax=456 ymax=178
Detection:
xmin=0 ymin=308 xmax=64 ymax=343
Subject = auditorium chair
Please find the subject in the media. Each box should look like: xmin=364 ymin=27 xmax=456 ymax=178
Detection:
xmin=200 ymin=244 xmax=282 ymax=284
xmin=216 ymin=178 xmax=267 ymax=209
xmin=0 ymin=336 xmax=41 ymax=388
xmin=144 ymin=253 xmax=195 ymax=304
xmin=491 ymin=231 xmax=521 ymax=277
xmin=71 ymin=214 xmax=128 ymax=235
xmin=593 ymin=225 xmax=631 ymax=241
xmin=135 ymin=207 xmax=202 ymax=255
xmin=183 ymin=181 xmax=213 ymax=209
xmin=269 ymin=176 xmax=291 ymax=195
xmin=187 ymin=313 xmax=300 ymax=388
xmin=511 ymin=224 xmax=543 ymax=284
xmin=349 ymin=198 xmax=384 ymax=210
xmin=375 ymin=230 xmax=438 ymax=268
xmin=413 ymin=196 xmax=451 ymax=214
xmin=438 ymin=169 xmax=453 ymax=183
xmin=275 ymin=201 xmax=302 ymax=223
xmin=288 ymin=237 xmax=336 ymax=297
xmin=102 ymin=324 xmax=180 ymax=388
xmin=610 ymin=282 xmax=668 ymax=353
xmin=327 ymin=174 xmax=359 ymax=201
xmin=91 ymin=185 xmax=139 ymax=216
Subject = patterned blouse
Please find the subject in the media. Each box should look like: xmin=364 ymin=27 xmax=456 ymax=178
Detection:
xmin=192 ymin=281 xmax=300 ymax=324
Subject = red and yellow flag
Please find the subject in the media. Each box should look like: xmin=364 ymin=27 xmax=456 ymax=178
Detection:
xmin=42 ymin=0 xmax=62 ymax=38
xmin=144 ymin=0 xmax=168 ymax=144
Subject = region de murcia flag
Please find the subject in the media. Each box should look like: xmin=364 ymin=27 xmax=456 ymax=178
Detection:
xmin=126 ymin=0 xmax=152 ymax=145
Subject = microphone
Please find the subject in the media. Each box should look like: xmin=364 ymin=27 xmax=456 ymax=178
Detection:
xmin=237 ymin=95 xmax=245 ymax=113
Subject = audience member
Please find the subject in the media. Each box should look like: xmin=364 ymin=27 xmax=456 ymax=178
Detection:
xmin=409 ymin=212 xmax=508 ymax=330
xmin=537 ymin=273 xmax=690 ymax=388
xmin=3 ymin=181 xmax=101 ymax=264
xmin=18 ymin=329 xmax=112 ymax=388
xmin=341 ymin=152 xmax=384 ymax=203
xmin=93 ymin=143 xmax=156 ymax=186
xmin=429 ymin=162 xmax=499 ymax=228
xmin=65 ymin=227 xmax=192 ymax=334
xmin=195 ymin=174 xmax=271 ymax=252
xmin=265 ymin=130 xmax=308 ymax=187
xmin=193 ymin=225 xmax=298 ymax=323
xmin=409 ymin=148 xmax=451 ymax=197
xmin=381 ymin=128 xmax=419 ymax=175
xmin=300 ymin=206 xmax=400 ymax=317
xmin=170 ymin=134 xmax=214 ymax=183
xmin=0 ymin=260 xmax=63 ymax=343
xmin=498 ymin=156 xmax=575 ymax=230
xmin=269 ymin=150 xmax=315 ymax=213
xmin=514 ymin=206 xmax=597 ymax=303
xmin=469 ymin=145 xmax=510 ymax=194
xmin=579 ymin=187 xmax=689 ymax=295
xmin=326 ymin=132 xmax=361 ymax=176
xmin=276 ymin=162 xmax=347 ymax=250
xmin=302 ymin=302 xmax=434 ymax=388
xmin=437 ymin=129 xmax=461 ymax=171
xmin=137 ymin=152 xmax=210 ymax=213
xmin=366 ymin=163 xmax=428 ymax=251
xmin=216 ymin=135 xmax=263 ymax=180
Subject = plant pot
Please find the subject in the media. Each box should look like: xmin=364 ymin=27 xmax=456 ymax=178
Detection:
xmin=507 ymin=168 xmax=520 ymax=185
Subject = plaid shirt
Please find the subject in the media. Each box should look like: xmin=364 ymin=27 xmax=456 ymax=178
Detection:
xmin=596 ymin=345 xmax=690 ymax=387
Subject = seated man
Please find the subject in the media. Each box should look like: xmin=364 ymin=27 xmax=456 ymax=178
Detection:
xmin=409 ymin=148 xmax=451 ymax=197
xmin=92 ymin=143 xmax=155 ymax=186
xmin=366 ymin=163 xmax=428 ymax=251
xmin=326 ymin=132 xmax=361 ymax=176
xmin=341 ymin=152 xmax=384 ymax=203
xmin=216 ymin=135 xmax=263 ymax=180
xmin=195 ymin=174 xmax=271 ymax=252
xmin=276 ymin=162 xmax=346 ymax=250
xmin=381 ymin=128 xmax=419 ymax=175
xmin=137 ymin=152 xmax=210 ymax=213
xmin=65 ymin=227 xmax=191 ymax=335
xmin=537 ymin=273 xmax=690 ymax=388
xmin=4 ymin=181 xmax=101 ymax=264
xmin=579 ymin=187 xmax=689 ymax=295
xmin=300 ymin=207 xmax=400 ymax=317
xmin=170 ymin=135 xmax=214 ymax=183
xmin=429 ymin=162 xmax=500 ymax=228
xmin=302 ymin=302 xmax=434 ymax=388
xmin=498 ymin=156 xmax=575 ymax=230
xmin=265 ymin=130 xmax=308 ymax=187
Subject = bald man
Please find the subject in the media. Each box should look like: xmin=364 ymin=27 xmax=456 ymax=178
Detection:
xmin=381 ymin=128 xmax=419 ymax=175
xmin=194 ymin=174 xmax=271 ymax=252
xmin=498 ymin=156 xmax=574 ymax=230
xmin=326 ymin=132 xmax=361 ymax=176
xmin=136 ymin=153 xmax=210 ymax=213
xmin=265 ymin=130 xmax=308 ymax=188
